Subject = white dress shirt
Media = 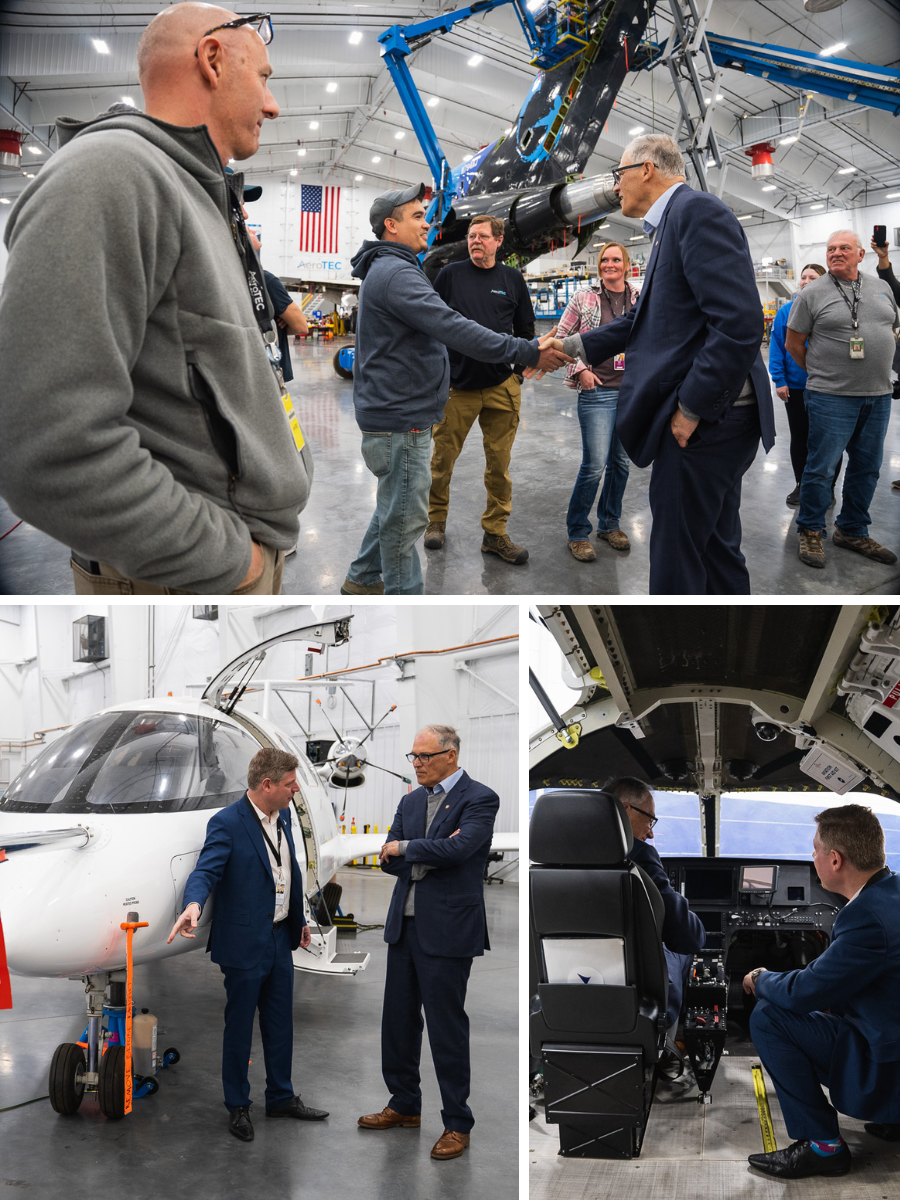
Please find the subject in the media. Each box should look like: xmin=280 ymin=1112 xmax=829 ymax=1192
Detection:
xmin=249 ymin=798 xmax=292 ymax=923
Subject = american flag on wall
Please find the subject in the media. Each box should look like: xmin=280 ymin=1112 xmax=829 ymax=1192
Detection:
xmin=299 ymin=184 xmax=341 ymax=253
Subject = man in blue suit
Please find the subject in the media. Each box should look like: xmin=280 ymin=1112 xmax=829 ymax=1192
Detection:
xmin=605 ymin=778 xmax=705 ymax=1035
xmin=168 ymin=748 xmax=327 ymax=1142
xmin=357 ymin=724 xmax=499 ymax=1161
xmin=556 ymin=134 xmax=775 ymax=595
xmin=744 ymin=804 xmax=900 ymax=1179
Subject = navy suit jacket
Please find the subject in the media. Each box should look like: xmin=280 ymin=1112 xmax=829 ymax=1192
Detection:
xmin=629 ymin=838 xmax=706 ymax=956
xmin=182 ymin=795 xmax=308 ymax=970
xmin=380 ymin=771 xmax=499 ymax=958
xmin=756 ymin=870 xmax=900 ymax=1120
xmin=578 ymin=185 xmax=776 ymax=468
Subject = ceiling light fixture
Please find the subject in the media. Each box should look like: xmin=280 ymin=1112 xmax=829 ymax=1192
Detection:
xmin=120 ymin=96 xmax=136 ymax=107
xmin=297 ymin=148 xmax=307 ymax=156
xmin=427 ymin=96 xmax=439 ymax=107
xmin=289 ymin=168 xmax=298 ymax=176
xmin=629 ymin=235 xmax=643 ymax=241
xmin=348 ymin=30 xmax=362 ymax=44
xmin=0 ymin=197 xmax=10 ymax=204
xmin=467 ymin=54 xmax=483 ymax=67
xmin=27 ymin=145 xmax=42 ymax=155
xmin=886 ymin=191 xmax=900 ymax=199
xmin=326 ymin=81 xmax=338 ymax=93
xmin=761 ymin=184 xmax=777 ymax=191
xmin=372 ymin=155 xmax=381 ymax=162
xmin=837 ymin=166 xmax=856 ymax=174
xmin=820 ymin=41 xmax=847 ymax=56
xmin=355 ymin=174 xmax=363 ymax=181
xmin=810 ymin=203 xmax=825 ymax=209
xmin=91 ymin=38 xmax=110 ymax=54
xmin=309 ymin=121 xmax=319 ymax=130
xmin=394 ymin=131 xmax=405 ymax=140
xmin=737 ymin=214 xmax=754 ymax=220
xmin=628 ymin=125 xmax=644 ymax=135
xmin=779 ymin=135 xmax=798 ymax=144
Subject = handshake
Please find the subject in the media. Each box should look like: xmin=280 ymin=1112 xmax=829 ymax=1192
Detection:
xmin=528 ymin=327 xmax=574 ymax=380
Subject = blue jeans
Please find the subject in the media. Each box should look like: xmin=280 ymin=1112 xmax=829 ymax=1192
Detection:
xmin=347 ymin=428 xmax=432 ymax=595
xmin=566 ymin=388 xmax=630 ymax=541
xmin=797 ymin=391 xmax=891 ymax=536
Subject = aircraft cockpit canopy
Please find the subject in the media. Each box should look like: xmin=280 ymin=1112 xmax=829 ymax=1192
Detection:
xmin=0 ymin=709 xmax=261 ymax=814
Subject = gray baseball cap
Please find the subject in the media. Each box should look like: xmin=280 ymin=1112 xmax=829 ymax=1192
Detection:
xmin=370 ymin=182 xmax=427 ymax=239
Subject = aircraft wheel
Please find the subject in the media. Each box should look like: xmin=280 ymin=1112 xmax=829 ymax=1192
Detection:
xmin=98 ymin=1044 xmax=126 ymax=1120
xmin=135 ymin=1074 xmax=160 ymax=1096
xmin=333 ymin=350 xmax=353 ymax=380
xmin=162 ymin=1047 xmax=180 ymax=1066
xmin=48 ymin=1042 xmax=86 ymax=1115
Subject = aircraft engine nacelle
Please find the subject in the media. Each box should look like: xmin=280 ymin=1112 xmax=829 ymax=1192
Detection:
xmin=326 ymin=738 xmax=367 ymax=790
xmin=425 ymin=172 xmax=620 ymax=277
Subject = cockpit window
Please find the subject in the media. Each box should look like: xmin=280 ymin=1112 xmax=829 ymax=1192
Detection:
xmin=0 ymin=711 xmax=261 ymax=814
xmin=720 ymin=792 xmax=900 ymax=870
xmin=528 ymin=789 xmax=703 ymax=856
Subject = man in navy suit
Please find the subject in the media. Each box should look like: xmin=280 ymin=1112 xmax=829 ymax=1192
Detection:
xmin=168 ymin=748 xmax=328 ymax=1142
xmin=744 ymin=804 xmax=900 ymax=1179
xmin=357 ymin=724 xmax=499 ymax=1161
xmin=605 ymin=777 xmax=705 ymax=1035
xmin=555 ymin=134 xmax=775 ymax=595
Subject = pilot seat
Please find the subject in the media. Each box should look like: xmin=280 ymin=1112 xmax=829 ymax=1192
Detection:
xmin=530 ymin=789 xmax=669 ymax=1158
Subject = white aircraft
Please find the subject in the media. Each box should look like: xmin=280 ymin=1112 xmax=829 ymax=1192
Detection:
xmin=0 ymin=617 xmax=518 ymax=1118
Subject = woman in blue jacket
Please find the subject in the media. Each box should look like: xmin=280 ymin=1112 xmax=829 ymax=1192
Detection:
xmin=769 ymin=263 xmax=835 ymax=507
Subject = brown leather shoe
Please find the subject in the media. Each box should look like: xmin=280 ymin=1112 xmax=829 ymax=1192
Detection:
xmin=568 ymin=539 xmax=596 ymax=562
xmin=431 ymin=1129 xmax=470 ymax=1159
xmin=597 ymin=529 xmax=631 ymax=551
xmin=832 ymin=526 xmax=898 ymax=565
xmin=357 ymin=1106 xmax=421 ymax=1130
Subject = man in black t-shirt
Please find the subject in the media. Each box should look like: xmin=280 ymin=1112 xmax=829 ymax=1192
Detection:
xmin=424 ymin=215 xmax=535 ymax=565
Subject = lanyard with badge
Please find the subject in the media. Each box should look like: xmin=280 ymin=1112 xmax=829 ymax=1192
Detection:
xmin=600 ymin=281 xmax=630 ymax=371
xmin=228 ymin=185 xmax=307 ymax=455
xmin=245 ymin=797 xmax=286 ymax=908
xmin=830 ymin=272 xmax=865 ymax=359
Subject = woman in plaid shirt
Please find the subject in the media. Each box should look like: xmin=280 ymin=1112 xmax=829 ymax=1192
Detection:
xmin=556 ymin=241 xmax=639 ymax=561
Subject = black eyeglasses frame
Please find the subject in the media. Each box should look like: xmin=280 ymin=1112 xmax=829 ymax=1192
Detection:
xmin=194 ymin=13 xmax=273 ymax=57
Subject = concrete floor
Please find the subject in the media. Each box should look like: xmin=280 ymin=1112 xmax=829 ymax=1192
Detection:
xmin=0 ymin=868 xmax=517 ymax=1200
xmin=530 ymin=1053 xmax=900 ymax=1199
xmin=1 ymin=332 xmax=897 ymax=596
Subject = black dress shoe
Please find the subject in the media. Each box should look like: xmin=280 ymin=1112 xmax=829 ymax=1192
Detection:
xmin=229 ymin=1106 xmax=254 ymax=1142
xmin=866 ymin=1122 xmax=900 ymax=1141
xmin=265 ymin=1095 xmax=329 ymax=1120
xmin=748 ymin=1139 xmax=851 ymax=1178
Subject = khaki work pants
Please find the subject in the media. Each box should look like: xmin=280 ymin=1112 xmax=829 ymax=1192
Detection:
xmin=70 ymin=541 xmax=285 ymax=596
xmin=428 ymin=375 xmax=521 ymax=535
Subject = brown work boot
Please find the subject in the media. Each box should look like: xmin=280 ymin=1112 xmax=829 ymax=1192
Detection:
xmin=431 ymin=1129 xmax=470 ymax=1160
xmin=481 ymin=532 xmax=528 ymax=564
xmin=798 ymin=528 xmax=826 ymax=569
xmin=832 ymin=526 xmax=898 ymax=564
xmin=597 ymin=529 xmax=631 ymax=551
xmin=568 ymin=539 xmax=596 ymax=562
xmin=424 ymin=521 xmax=445 ymax=550
xmin=357 ymin=1106 xmax=421 ymax=1130
xmin=340 ymin=576 xmax=385 ymax=595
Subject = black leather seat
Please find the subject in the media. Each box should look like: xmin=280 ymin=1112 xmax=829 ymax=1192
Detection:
xmin=529 ymin=789 xmax=669 ymax=1158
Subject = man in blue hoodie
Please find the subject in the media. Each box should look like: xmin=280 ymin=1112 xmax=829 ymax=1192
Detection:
xmin=341 ymin=184 xmax=571 ymax=596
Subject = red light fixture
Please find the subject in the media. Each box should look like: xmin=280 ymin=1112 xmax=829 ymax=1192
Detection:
xmin=744 ymin=142 xmax=776 ymax=179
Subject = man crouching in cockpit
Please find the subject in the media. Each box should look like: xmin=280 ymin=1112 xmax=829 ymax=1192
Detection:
xmin=606 ymin=777 xmax=706 ymax=1067
xmin=743 ymin=804 xmax=900 ymax=1181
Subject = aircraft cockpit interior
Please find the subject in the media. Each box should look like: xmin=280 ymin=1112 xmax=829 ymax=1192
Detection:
xmin=528 ymin=604 xmax=900 ymax=1195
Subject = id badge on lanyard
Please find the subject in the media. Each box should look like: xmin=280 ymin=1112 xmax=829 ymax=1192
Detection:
xmin=275 ymin=872 xmax=286 ymax=906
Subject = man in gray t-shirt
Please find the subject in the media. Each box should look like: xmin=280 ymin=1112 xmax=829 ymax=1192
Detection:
xmin=786 ymin=229 xmax=898 ymax=571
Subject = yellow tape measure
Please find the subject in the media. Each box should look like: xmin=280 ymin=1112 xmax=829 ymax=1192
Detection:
xmin=752 ymin=1063 xmax=777 ymax=1153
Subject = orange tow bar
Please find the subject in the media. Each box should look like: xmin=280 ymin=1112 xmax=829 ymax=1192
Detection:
xmin=120 ymin=920 xmax=149 ymax=1114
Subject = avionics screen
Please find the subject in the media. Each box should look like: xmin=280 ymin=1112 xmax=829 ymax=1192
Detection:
xmin=741 ymin=865 xmax=775 ymax=891
xmin=683 ymin=868 xmax=734 ymax=903
xmin=698 ymin=911 xmax=723 ymax=933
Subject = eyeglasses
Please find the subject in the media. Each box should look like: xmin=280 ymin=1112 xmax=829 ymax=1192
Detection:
xmin=626 ymin=802 xmax=658 ymax=828
xmin=405 ymin=749 xmax=453 ymax=764
xmin=194 ymin=13 xmax=273 ymax=56
xmin=611 ymin=161 xmax=648 ymax=185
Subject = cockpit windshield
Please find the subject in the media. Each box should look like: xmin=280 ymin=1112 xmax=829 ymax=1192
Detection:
xmin=0 ymin=710 xmax=261 ymax=814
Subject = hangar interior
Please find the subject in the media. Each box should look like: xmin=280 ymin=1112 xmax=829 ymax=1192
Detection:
xmin=0 ymin=0 xmax=898 ymax=597
xmin=527 ymin=603 xmax=900 ymax=1196
xmin=0 ymin=602 xmax=518 ymax=1198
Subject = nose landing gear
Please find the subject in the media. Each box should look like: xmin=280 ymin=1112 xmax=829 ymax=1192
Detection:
xmin=49 ymin=967 xmax=180 ymax=1120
